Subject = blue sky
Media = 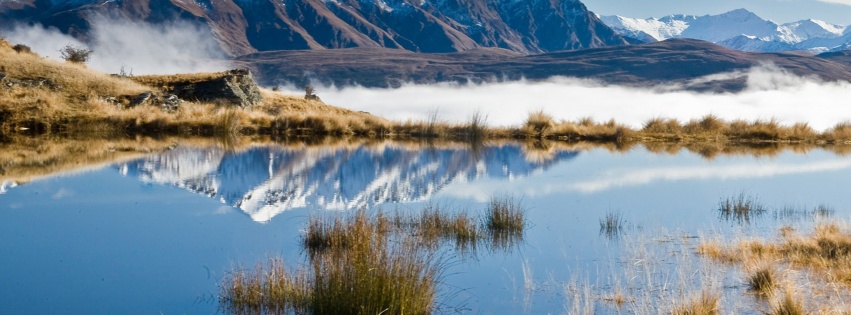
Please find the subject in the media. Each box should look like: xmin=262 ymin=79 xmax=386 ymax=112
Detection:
xmin=583 ymin=0 xmax=851 ymax=25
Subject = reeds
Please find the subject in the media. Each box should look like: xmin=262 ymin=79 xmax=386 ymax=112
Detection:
xmin=484 ymin=195 xmax=526 ymax=250
xmin=224 ymin=197 xmax=529 ymax=314
xmin=225 ymin=209 xmax=440 ymax=314
xmin=718 ymin=192 xmax=766 ymax=223
xmin=599 ymin=211 xmax=625 ymax=240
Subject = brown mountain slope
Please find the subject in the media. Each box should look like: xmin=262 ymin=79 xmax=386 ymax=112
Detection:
xmin=0 ymin=0 xmax=628 ymax=55
xmin=234 ymin=39 xmax=851 ymax=91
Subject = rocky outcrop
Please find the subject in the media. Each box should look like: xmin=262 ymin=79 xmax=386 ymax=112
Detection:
xmin=157 ymin=69 xmax=262 ymax=108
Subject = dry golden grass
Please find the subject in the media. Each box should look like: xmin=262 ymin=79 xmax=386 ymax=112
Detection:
xmin=699 ymin=222 xmax=851 ymax=314
xmin=746 ymin=261 xmax=778 ymax=296
xmin=772 ymin=286 xmax=805 ymax=315
xmin=7 ymin=36 xmax=851 ymax=151
xmin=672 ymin=291 xmax=720 ymax=315
xmin=224 ymin=209 xmax=440 ymax=315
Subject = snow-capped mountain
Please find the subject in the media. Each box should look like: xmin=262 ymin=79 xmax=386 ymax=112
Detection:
xmin=600 ymin=9 xmax=849 ymax=53
xmin=0 ymin=0 xmax=628 ymax=55
xmin=117 ymin=143 xmax=578 ymax=222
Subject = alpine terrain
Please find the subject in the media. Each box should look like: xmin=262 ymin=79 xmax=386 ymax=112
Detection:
xmin=600 ymin=8 xmax=851 ymax=53
xmin=0 ymin=0 xmax=629 ymax=55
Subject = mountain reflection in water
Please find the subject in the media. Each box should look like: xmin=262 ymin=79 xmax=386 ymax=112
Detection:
xmin=117 ymin=142 xmax=578 ymax=222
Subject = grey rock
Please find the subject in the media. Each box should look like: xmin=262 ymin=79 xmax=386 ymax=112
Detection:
xmin=159 ymin=94 xmax=181 ymax=112
xmin=130 ymin=92 xmax=153 ymax=107
xmin=168 ymin=69 xmax=262 ymax=109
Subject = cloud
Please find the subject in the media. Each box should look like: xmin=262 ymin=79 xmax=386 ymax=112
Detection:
xmin=817 ymin=0 xmax=851 ymax=6
xmin=1 ymin=17 xmax=230 ymax=75
xmin=306 ymin=65 xmax=851 ymax=132
xmin=566 ymin=159 xmax=851 ymax=193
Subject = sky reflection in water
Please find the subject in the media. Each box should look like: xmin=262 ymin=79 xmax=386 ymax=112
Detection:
xmin=1 ymin=142 xmax=850 ymax=314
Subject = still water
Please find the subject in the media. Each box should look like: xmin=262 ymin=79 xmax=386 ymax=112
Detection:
xmin=1 ymin=141 xmax=849 ymax=314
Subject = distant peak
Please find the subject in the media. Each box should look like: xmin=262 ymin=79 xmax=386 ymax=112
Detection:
xmin=721 ymin=8 xmax=758 ymax=18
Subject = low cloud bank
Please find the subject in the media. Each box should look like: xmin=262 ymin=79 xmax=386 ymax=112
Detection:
xmin=2 ymin=17 xmax=229 ymax=75
xmin=307 ymin=65 xmax=851 ymax=132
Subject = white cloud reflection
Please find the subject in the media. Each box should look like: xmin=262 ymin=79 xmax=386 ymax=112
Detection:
xmin=441 ymin=154 xmax=851 ymax=200
xmin=566 ymin=159 xmax=851 ymax=193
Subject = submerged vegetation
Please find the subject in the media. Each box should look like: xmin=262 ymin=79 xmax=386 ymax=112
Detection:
xmin=221 ymin=199 xmax=527 ymax=314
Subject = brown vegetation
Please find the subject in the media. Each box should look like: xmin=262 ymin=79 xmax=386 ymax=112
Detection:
xmin=224 ymin=199 xmax=529 ymax=314
xmin=672 ymin=291 xmax=720 ymax=315
xmin=698 ymin=223 xmax=851 ymax=313
xmin=5 ymin=36 xmax=851 ymax=157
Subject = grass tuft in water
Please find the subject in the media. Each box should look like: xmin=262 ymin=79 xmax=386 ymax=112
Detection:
xmin=718 ymin=192 xmax=766 ymax=223
xmin=391 ymin=204 xmax=481 ymax=253
xmin=484 ymin=195 xmax=526 ymax=250
xmin=672 ymin=291 xmax=720 ymax=315
xmin=746 ymin=262 xmax=777 ymax=296
xmin=599 ymin=211 xmax=625 ymax=240
xmin=220 ymin=259 xmax=310 ymax=315
xmin=224 ymin=209 xmax=440 ymax=314
xmin=771 ymin=287 xmax=804 ymax=315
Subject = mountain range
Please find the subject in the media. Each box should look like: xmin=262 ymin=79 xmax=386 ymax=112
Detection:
xmin=0 ymin=0 xmax=628 ymax=55
xmin=4 ymin=1 xmax=851 ymax=90
xmin=600 ymin=9 xmax=851 ymax=53
xmin=117 ymin=143 xmax=577 ymax=222
xmin=236 ymin=39 xmax=851 ymax=91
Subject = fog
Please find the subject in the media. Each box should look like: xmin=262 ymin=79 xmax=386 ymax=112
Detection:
xmin=2 ymin=17 xmax=229 ymax=75
xmin=310 ymin=65 xmax=851 ymax=132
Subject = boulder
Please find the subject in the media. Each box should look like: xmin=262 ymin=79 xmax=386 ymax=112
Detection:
xmin=168 ymin=69 xmax=261 ymax=109
xmin=159 ymin=94 xmax=181 ymax=112
xmin=129 ymin=92 xmax=152 ymax=107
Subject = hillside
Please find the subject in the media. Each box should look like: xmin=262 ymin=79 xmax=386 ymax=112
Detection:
xmin=235 ymin=39 xmax=851 ymax=91
xmin=0 ymin=36 xmax=388 ymax=136
xmin=0 ymin=0 xmax=628 ymax=55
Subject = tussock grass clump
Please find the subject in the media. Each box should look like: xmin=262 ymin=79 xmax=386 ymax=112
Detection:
xmin=642 ymin=117 xmax=682 ymax=135
xmin=484 ymin=195 xmax=526 ymax=250
xmin=771 ymin=287 xmax=804 ymax=315
xmin=672 ymin=291 xmax=720 ymax=315
xmin=302 ymin=210 xmax=392 ymax=256
xmin=683 ymin=114 xmax=728 ymax=134
xmin=391 ymin=204 xmax=481 ymax=252
xmin=718 ymin=192 xmax=766 ymax=223
xmin=464 ymin=110 xmax=489 ymax=141
xmin=221 ymin=259 xmax=310 ymax=314
xmin=226 ymin=209 xmax=440 ymax=314
xmin=523 ymin=109 xmax=555 ymax=138
xmin=485 ymin=195 xmax=526 ymax=233
xmin=821 ymin=121 xmax=851 ymax=143
xmin=746 ymin=262 xmax=777 ymax=296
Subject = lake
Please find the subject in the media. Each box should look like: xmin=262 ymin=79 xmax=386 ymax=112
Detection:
xmin=1 ymin=139 xmax=849 ymax=314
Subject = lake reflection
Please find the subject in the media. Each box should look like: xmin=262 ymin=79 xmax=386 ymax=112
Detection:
xmin=2 ymin=139 xmax=851 ymax=314
xmin=117 ymin=142 xmax=578 ymax=222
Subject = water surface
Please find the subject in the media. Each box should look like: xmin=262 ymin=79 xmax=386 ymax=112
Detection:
xmin=1 ymin=140 xmax=849 ymax=314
